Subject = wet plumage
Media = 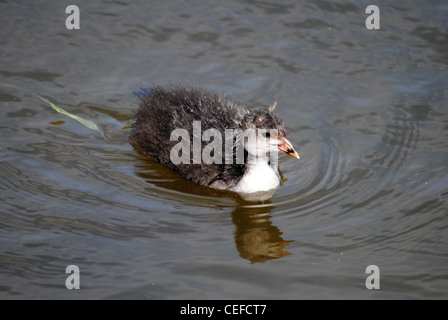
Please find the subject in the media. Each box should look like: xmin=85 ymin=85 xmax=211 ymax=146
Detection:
xmin=130 ymin=85 xmax=299 ymax=195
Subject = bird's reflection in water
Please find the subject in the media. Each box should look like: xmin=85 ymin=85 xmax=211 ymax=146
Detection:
xmin=132 ymin=155 xmax=293 ymax=263
xmin=231 ymin=201 xmax=293 ymax=263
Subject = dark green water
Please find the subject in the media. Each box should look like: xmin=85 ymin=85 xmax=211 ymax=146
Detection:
xmin=0 ymin=0 xmax=447 ymax=299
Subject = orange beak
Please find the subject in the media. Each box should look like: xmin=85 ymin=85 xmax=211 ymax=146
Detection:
xmin=278 ymin=137 xmax=300 ymax=159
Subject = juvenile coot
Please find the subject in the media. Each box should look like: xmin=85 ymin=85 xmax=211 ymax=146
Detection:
xmin=130 ymin=85 xmax=299 ymax=196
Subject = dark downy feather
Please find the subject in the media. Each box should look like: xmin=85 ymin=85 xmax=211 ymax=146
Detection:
xmin=130 ymin=85 xmax=286 ymax=190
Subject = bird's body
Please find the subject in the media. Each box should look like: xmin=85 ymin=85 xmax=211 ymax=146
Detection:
xmin=130 ymin=85 xmax=299 ymax=196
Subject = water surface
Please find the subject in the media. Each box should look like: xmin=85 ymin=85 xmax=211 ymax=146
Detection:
xmin=0 ymin=0 xmax=447 ymax=299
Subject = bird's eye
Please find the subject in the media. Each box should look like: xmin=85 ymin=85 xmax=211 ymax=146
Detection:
xmin=265 ymin=132 xmax=271 ymax=138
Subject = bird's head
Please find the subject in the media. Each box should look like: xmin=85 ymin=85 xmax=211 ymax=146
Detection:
xmin=240 ymin=108 xmax=299 ymax=160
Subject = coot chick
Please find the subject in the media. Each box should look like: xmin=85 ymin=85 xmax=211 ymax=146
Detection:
xmin=130 ymin=85 xmax=299 ymax=196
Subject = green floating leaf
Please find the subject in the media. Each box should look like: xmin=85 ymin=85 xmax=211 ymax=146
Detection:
xmin=36 ymin=95 xmax=103 ymax=134
xmin=0 ymin=82 xmax=107 ymax=140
